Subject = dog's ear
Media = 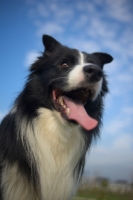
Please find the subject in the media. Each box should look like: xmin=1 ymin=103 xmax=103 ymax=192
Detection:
xmin=42 ymin=35 xmax=61 ymax=54
xmin=93 ymin=52 xmax=113 ymax=65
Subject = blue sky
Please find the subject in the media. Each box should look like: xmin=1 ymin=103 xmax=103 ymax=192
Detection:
xmin=0 ymin=0 xmax=133 ymax=182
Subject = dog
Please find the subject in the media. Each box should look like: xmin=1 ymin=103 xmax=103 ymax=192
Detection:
xmin=0 ymin=35 xmax=113 ymax=200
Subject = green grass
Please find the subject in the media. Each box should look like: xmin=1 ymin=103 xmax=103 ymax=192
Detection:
xmin=75 ymin=187 xmax=133 ymax=200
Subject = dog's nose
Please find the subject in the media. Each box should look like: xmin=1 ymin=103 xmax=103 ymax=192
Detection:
xmin=83 ymin=65 xmax=103 ymax=82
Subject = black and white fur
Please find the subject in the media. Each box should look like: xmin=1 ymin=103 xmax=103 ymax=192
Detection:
xmin=0 ymin=35 xmax=113 ymax=200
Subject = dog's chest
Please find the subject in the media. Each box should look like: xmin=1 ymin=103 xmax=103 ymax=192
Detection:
xmin=33 ymin=108 xmax=85 ymax=200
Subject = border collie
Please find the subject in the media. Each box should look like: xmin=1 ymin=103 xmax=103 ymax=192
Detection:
xmin=0 ymin=35 xmax=113 ymax=200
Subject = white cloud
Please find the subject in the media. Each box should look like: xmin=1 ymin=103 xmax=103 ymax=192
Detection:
xmin=25 ymin=51 xmax=39 ymax=67
xmin=87 ymin=19 xmax=116 ymax=41
xmin=104 ymin=112 xmax=132 ymax=135
xmin=122 ymin=107 xmax=133 ymax=115
xmin=74 ymin=15 xmax=89 ymax=29
xmin=85 ymin=133 xmax=133 ymax=181
xmin=86 ymin=101 xmax=133 ymax=181
xmin=105 ymin=119 xmax=131 ymax=136
xmin=104 ymin=59 xmax=121 ymax=75
xmin=77 ymin=40 xmax=100 ymax=52
xmin=77 ymin=1 xmax=95 ymax=12
xmin=106 ymin=0 xmax=133 ymax=23
xmin=67 ymin=37 xmax=100 ymax=52
xmin=113 ymin=134 xmax=133 ymax=149
xmin=116 ymin=74 xmax=133 ymax=82
xmin=27 ymin=0 xmax=133 ymax=59
xmin=36 ymin=3 xmax=49 ymax=17
xmin=33 ymin=2 xmax=74 ymax=21
xmin=52 ymin=7 xmax=73 ymax=20
xmin=26 ymin=0 xmax=37 ymax=5
xmin=88 ymin=139 xmax=132 ymax=166
xmin=12 ymin=0 xmax=132 ymax=183
xmin=37 ymin=22 xmax=64 ymax=36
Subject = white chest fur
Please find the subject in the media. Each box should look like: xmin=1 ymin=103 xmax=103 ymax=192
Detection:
xmin=32 ymin=108 xmax=85 ymax=200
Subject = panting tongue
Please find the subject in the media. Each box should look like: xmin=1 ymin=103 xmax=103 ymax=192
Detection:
xmin=63 ymin=96 xmax=98 ymax=131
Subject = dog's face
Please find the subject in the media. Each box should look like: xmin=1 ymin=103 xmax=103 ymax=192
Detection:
xmin=30 ymin=35 xmax=113 ymax=130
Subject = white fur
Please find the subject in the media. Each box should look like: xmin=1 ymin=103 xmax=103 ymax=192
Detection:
xmin=32 ymin=108 xmax=85 ymax=200
xmin=1 ymin=108 xmax=85 ymax=200
xmin=67 ymin=52 xmax=102 ymax=100
xmin=67 ymin=52 xmax=85 ymax=90
xmin=92 ymin=78 xmax=103 ymax=100
xmin=79 ymin=51 xmax=84 ymax=65
xmin=2 ymin=162 xmax=39 ymax=200
xmin=2 ymin=108 xmax=85 ymax=200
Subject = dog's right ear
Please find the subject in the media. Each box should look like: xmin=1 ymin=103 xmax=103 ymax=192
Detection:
xmin=42 ymin=35 xmax=61 ymax=54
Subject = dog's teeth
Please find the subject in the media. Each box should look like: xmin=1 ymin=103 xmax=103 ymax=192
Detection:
xmin=59 ymin=96 xmax=63 ymax=105
xmin=63 ymin=105 xmax=67 ymax=109
xmin=66 ymin=108 xmax=70 ymax=116
xmin=58 ymin=96 xmax=67 ymax=108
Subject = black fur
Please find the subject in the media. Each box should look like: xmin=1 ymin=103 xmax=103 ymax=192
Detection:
xmin=0 ymin=35 xmax=113 ymax=200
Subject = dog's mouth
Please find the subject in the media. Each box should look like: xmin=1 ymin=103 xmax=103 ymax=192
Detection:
xmin=52 ymin=88 xmax=98 ymax=131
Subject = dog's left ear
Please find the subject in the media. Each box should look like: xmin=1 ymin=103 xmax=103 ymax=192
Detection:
xmin=93 ymin=52 xmax=113 ymax=65
xmin=42 ymin=35 xmax=61 ymax=54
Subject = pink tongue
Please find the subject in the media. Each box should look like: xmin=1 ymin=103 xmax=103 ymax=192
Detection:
xmin=63 ymin=96 xmax=98 ymax=131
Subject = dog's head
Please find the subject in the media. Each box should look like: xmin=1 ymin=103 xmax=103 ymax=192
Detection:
xmin=30 ymin=35 xmax=113 ymax=130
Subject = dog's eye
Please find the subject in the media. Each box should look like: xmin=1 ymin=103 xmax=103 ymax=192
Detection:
xmin=61 ymin=63 xmax=69 ymax=68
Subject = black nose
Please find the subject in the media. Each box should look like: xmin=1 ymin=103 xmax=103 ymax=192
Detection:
xmin=83 ymin=64 xmax=103 ymax=82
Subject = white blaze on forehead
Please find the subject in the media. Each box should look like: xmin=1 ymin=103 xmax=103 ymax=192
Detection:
xmin=67 ymin=51 xmax=86 ymax=90
xmin=79 ymin=52 xmax=85 ymax=65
